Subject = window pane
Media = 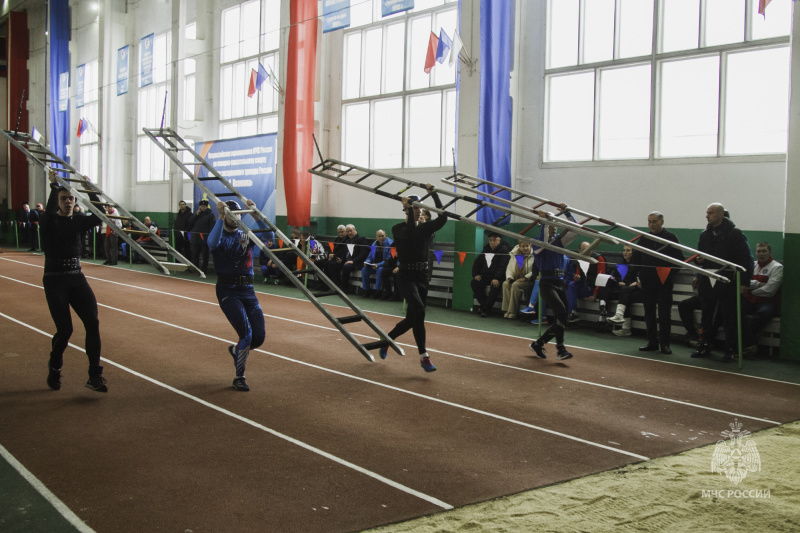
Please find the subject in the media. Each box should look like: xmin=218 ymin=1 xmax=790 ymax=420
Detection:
xmin=343 ymin=32 xmax=362 ymax=99
xmin=233 ymin=62 xmax=246 ymax=118
xmin=384 ymin=22 xmax=405 ymax=93
xmin=240 ymin=118 xmax=258 ymax=137
xmin=545 ymin=72 xmax=594 ymax=161
xmin=221 ymin=6 xmax=240 ymax=62
xmin=583 ymin=0 xmax=614 ymax=64
xmin=241 ymin=1 xmax=260 ymax=58
xmin=407 ymin=92 xmax=442 ymax=167
xmin=443 ymin=89 xmax=456 ymax=167
xmin=432 ymin=9 xmax=457 ymax=86
xmin=364 ymin=28 xmax=383 ymax=97
xmin=185 ymin=22 xmax=196 ymax=40
xmin=724 ymin=47 xmax=790 ymax=154
xmin=260 ymin=116 xmax=279 ymax=134
xmin=705 ymin=0 xmax=744 ymax=47
xmin=413 ymin=0 xmax=443 ymax=11
xmin=350 ymin=0 xmax=374 ymax=28
xmin=547 ymin=0 xmax=578 ymax=68
xmin=373 ymin=98 xmax=402 ymax=168
xmin=245 ymin=59 xmax=259 ymax=116
xmin=343 ymin=103 xmax=370 ymax=166
xmin=408 ymin=15 xmax=432 ymax=90
xmin=220 ymin=65 xmax=233 ymax=120
xmin=262 ymin=0 xmax=281 ymax=52
xmin=153 ymin=34 xmax=170 ymax=83
xmin=618 ymin=0 xmax=653 ymax=59
xmin=138 ymin=137 xmax=151 ymax=181
xmin=220 ymin=122 xmax=239 ymax=139
xmin=185 ymin=57 xmax=196 ymax=76
xmin=661 ymin=0 xmax=699 ymax=53
xmin=752 ymin=0 xmax=792 ymax=40
xmin=598 ymin=64 xmax=651 ymax=159
xmin=258 ymin=55 xmax=278 ymax=113
xmin=658 ymin=56 xmax=719 ymax=157
xmin=184 ymin=75 xmax=196 ymax=121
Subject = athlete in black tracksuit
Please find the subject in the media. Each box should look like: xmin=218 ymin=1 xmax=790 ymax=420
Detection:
xmin=379 ymin=184 xmax=447 ymax=372
xmin=41 ymin=170 xmax=107 ymax=392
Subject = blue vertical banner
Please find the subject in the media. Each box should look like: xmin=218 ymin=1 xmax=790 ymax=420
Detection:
xmin=49 ymin=0 xmax=70 ymax=162
xmin=117 ymin=45 xmax=129 ymax=95
xmin=75 ymin=64 xmax=85 ymax=108
xmin=381 ymin=0 xmax=413 ymax=17
xmin=193 ymin=134 xmax=278 ymax=228
xmin=323 ymin=0 xmax=350 ymax=33
xmin=140 ymin=33 xmax=154 ymax=87
xmin=58 ymin=72 xmax=69 ymax=112
xmin=476 ymin=0 xmax=513 ymax=226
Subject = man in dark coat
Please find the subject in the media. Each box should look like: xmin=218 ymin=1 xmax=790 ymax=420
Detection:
xmin=471 ymin=231 xmax=511 ymax=317
xmin=634 ymin=211 xmax=684 ymax=355
xmin=188 ymin=199 xmax=215 ymax=273
xmin=691 ymin=203 xmax=753 ymax=362
xmin=174 ymin=200 xmax=193 ymax=256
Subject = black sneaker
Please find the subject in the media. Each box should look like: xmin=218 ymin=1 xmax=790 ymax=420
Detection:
xmin=690 ymin=343 xmax=711 ymax=358
xmin=529 ymin=341 xmax=547 ymax=359
xmin=556 ymin=347 xmax=573 ymax=361
xmin=85 ymin=375 xmax=108 ymax=393
xmin=232 ymin=377 xmax=250 ymax=391
xmin=47 ymin=367 xmax=62 ymax=391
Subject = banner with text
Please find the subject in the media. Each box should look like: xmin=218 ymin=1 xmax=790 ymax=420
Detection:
xmin=323 ymin=0 xmax=350 ymax=33
xmin=76 ymin=64 xmax=85 ymax=108
xmin=117 ymin=45 xmax=129 ymax=95
xmin=382 ymin=0 xmax=413 ymax=17
xmin=193 ymin=134 xmax=278 ymax=229
xmin=140 ymin=33 xmax=154 ymax=87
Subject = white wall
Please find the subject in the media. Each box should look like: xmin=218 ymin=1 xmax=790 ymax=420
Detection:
xmin=512 ymin=1 xmax=788 ymax=233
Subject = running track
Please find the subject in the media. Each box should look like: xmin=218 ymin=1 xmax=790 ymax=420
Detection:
xmin=1 ymin=254 xmax=798 ymax=532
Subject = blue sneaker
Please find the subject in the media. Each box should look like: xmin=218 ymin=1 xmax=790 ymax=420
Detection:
xmin=520 ymin=306 xmax=537 ymax=315
xmin=420 ymin=357 xmax=437 ymax=372
xmin=529 ymin=341 xmax=547 ymax=359
xmin=379 ymin=345 xmax=389 ymax=359
xmin=530 ymin=318 xmax=549 ymax=325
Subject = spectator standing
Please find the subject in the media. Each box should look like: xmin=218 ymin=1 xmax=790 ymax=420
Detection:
xmin=174 ymin=200 xmax=193 ymax=257
xmin=189 ymin=199 xmax=215 ymax=273
xmin=690 ymin=204 xmax=753 ymax=362
xmin=102 ymin=205 xmax=122 ymax=265
xmin=634 ymin=212 xmax=684 ymax=355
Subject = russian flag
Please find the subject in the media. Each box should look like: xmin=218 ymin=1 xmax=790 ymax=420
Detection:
xmin=77 ymin=118 xmax=89 ymax=137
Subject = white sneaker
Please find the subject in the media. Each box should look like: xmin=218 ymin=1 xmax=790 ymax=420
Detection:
xmin=613 ymin=328 xmax=632 ymax=337
xmin=607 ymin=314 xmax=625 ymax=325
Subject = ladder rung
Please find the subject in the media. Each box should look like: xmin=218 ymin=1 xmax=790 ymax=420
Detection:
xmin=159 ymin=262 xmax=189 ymax=272
xmin=361 ymin=340 xmax=389 ymax=351
xmin=312 ymin=290 xmax=338 ymax=298
xmin=216 ymin=192 xmax=238 ymax=197
xmin=198 ymin=177 xmax=219 ymax=181
xmin=62 ymin=177 xmax=89 ymax=183
xmin=75 ymin=189 xmax=99 ymax=194
xmin=290 ymin=268 xmax=316 ymax=275
xmin=230 ymin=209 xmax=254 ymax=215
xmin=90 ymin=201 xmax=113 ymax=206
xmin=105 ymin=215 xmax=131 ymax=220
xmin=337 ymin=315 xmax=363 ymax=325
xmin=124 ymin=229 xmax=151 ymax=235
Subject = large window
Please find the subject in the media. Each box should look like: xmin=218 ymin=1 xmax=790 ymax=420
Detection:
xmin=544 ymin=0 xmax=792 ymax=162
xmin=341 ymin=0 xmax=458 ymax=169
xmin=218 ymin=0 xmax=281 ymax=139
xmin=137 ymin=32 xmax=171 ymax=181
xmin=77 ymin=60 xmax=99 ymax=179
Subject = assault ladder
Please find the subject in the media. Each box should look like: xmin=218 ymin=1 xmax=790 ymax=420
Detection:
xmin=1 ymin=129 xmax=204 ymax=277
xmin=143 ymin=127 xmax=402 ymax=362
xmin=308 ymin=157 xmax=621 ymax=264
xmin=441 ymin=172 xmax=745 ymax=282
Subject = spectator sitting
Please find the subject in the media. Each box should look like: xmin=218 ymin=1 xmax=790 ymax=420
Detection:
xmin=323 ymin=225 xmax=349 ymax=286
xmin=132 ymin=216 xmax=160 ymax=263
xmin=501 ymin=240 xmax=536 ymax=319
xmin=741 ymin=242 xmax=782 ymax=358
xmin=273 ymin=226 xmax=303 ymax=284
xmin=361 ymin=229 xmax=394 ymax=298
xmin=605 ymin=244 xmax=642 ymax=336
xmin=471 ymin=231 xmax=511 ymax=317
xmin=259 ymin=234 xmax=280 ymax=283
xmin=566 ymin=242 xmax=607 ymax=324
xmin=341 ymin=224 xmax=370 ymax=293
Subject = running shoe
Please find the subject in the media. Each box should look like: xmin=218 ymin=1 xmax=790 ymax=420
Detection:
xmin=47 ymin=366 xmax=62 ymax=391
xmin=529 ymin=342 xmax=547 ymax=359
xmin=420 ymin=357 xmax=437 ymax=372
xmin=556 ymin=347 xmax=573 ymax=361
xmin=232 ymin=377 xmax=250 ymax=391
xmin=85 ymin=375 xmax=108 ymax=393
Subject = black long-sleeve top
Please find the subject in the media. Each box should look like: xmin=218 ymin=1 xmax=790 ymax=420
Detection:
xmin=391 ymin=191 xmax=447 ymax=276
xmin=40 ymin=184 xmax=101 ymax=270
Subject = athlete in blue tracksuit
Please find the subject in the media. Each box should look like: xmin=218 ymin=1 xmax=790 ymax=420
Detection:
xmin=209 ymin=199 xmax=272 ymax=391
xmin=529 ymin=205 xmax=579 ymax=361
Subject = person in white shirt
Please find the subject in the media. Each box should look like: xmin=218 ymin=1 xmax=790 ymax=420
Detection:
xmin=741 ymin=242 xmax=783 ymax=358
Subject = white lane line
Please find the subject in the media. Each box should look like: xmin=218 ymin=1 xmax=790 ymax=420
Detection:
xmin=0 ymin=272 xmax=786 ymax=426
xmin=0 ymin=312 xmax=454 ymax=511
xmin=0 ymin=283 xmax=652 ymax=463
xmin=0 ymin=443 xmax=96 ymax=533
